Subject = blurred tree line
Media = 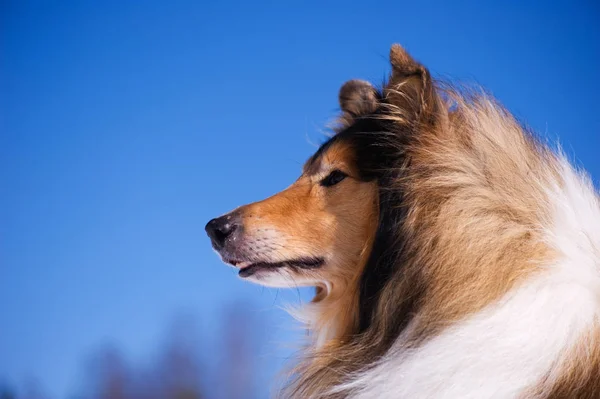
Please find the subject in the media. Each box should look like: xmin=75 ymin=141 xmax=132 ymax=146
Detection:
xmin=1 ymin=303 xmax=265 ymax=399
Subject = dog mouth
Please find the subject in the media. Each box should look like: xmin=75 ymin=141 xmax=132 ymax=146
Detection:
xmin=224 ymin=257 xmax=325 ymax=278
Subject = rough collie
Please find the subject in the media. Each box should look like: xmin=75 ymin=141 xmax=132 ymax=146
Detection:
xmin=205 ymin=44 xmax=600 ymax=398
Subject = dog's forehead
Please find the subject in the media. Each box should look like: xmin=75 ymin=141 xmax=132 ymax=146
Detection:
xmin=303 ymin=138 xmax=355 ymax=176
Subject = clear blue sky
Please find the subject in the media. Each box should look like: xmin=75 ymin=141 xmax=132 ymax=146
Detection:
xmin=1 ymin=1 xmax=599 ymax=397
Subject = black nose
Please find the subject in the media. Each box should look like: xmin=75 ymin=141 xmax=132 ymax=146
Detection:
xmin=205 ymin=214 xmax=239 ymax=250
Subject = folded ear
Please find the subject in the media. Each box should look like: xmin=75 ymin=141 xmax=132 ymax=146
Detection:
xmin=339 ymin=79 xmax=380 ymax=117
xmin=385 ymin=44 xmax=438 ymax=125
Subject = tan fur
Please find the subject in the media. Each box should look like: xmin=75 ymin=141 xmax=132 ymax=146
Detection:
xmin=388 ymin=92 xmax=560 ymax=341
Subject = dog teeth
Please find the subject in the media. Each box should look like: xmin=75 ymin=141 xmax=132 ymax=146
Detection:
xmin=238 ymin=261 xmax=252 ymax=269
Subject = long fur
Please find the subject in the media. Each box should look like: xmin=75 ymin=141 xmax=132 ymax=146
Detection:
xmin=283 ymin=46 xmax=600 ymax=398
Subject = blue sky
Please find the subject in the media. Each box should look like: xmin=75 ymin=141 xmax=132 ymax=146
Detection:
xmin=1 ymin=1 xmax=598 ymax=397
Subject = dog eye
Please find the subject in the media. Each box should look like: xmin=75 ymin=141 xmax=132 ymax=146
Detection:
xmin=320 ymin=170 xmax=347 ymax=187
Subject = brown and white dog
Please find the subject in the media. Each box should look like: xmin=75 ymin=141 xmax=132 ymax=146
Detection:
xmin=206 ymin=45 xmax=600 ymax=398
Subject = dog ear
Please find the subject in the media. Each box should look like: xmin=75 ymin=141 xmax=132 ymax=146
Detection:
xmin=339 ymin=79 xmax=380 ymax=117
xmin=385 ymin=44 xmax=438 ymax=125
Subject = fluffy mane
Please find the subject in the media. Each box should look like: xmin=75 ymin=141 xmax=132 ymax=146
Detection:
xmin=282 ymin=46 xmax=600 ymax=398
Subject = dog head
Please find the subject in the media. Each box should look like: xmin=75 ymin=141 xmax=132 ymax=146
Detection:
xmin=206 ymin=45 xmax=436 ymax=296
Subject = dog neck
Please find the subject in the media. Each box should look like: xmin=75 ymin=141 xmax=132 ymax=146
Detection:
xmin=304 ymin=230 xmax=377 ymax=349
